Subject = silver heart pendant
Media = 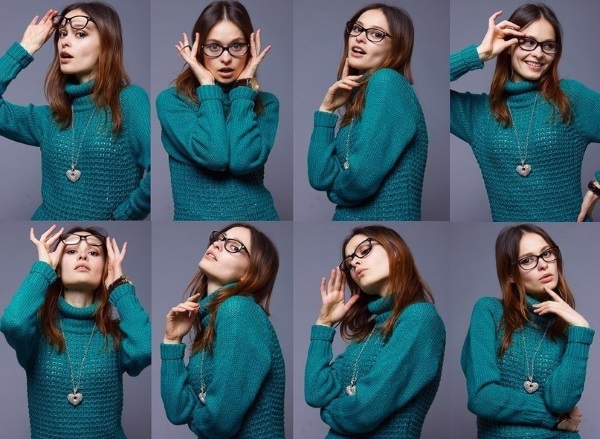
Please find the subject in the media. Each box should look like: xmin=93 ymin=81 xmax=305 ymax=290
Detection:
xmin=67 ymin=392 xmax=83 ymax=406
xmin=66 ymin=168 xmax=82 ymax=182
xmin=524 ymin=380 xmax=539 ymax=393
xmin=345 ymin=385 xmax=356 ymax=396
xmin=198 ymin=391 xmax=206 ymax=404
xmin=516 ymin=164 xmax=532 ymax=177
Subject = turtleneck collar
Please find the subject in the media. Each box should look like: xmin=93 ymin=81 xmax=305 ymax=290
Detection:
xmin=504 ymin=80 xmax=540 ymax=108
xmin=65 ymin=79 xmax=95 ymax=110
xmin=367 ymin=295 xmax=393 ymax=326
xmin=198 ymin=283 xmax=238 ymax=325
xmin=525 ymin=294 xmax=554 ymax=328
xmin=58 ymin=295 xmax=98 ymax=320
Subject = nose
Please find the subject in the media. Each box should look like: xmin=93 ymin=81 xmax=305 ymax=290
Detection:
xmin=219 ymin=50 xmax=232 ymax=63
xmin=211 ymin=239 xmax=224 ymax=251
xmin=537 ymin=256 xmax=548 ymax=270
xmin=354 ymin=30 xmax=368 ymax=44
xmin=349 ymin=257 xmax=361 ymax=270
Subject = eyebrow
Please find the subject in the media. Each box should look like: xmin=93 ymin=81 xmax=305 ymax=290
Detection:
xmin=355 ymin=20 xmax=388 ymax=32
xmin=518 ymin=245 xmax=551 ymax=258
xmin=204 ymin=38 xmax=246 ymax=44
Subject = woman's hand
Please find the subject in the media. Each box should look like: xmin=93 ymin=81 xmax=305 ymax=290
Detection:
xmin=532 ymin=287 xmax=589 ymax=327
xmin=176 ymin=32 xmax=215 ymax=85
xmin=477 ymin=11 xmax=525 ymax=62
xmin=316 ymin=267 xmax=360 ymax=327
xmin=238 ymin=29 xmax=271 ymax=80
xmin=557 ymin=406 xmax=582 ymax=432
xmin=319 ymin=58 xmax=362 ymax=113
xmin=164 ymin=293 xmax=202 ymax=344
xmin=577 ymin=183 xmax=599 ymax=222
xmin=30 ymin=225 xmax=65 ymax=270
xmin=20 ymin=9 xmax=57 ymax=56
xmin=105 ymin=237 xmax=127 ymax=290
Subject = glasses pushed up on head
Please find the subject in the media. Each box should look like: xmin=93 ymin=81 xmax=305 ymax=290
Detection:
xmin=513 ymin=246 xmax=560 ymax=270
xmin=201 ymin=43 xmax=249 ymax=58
xmin=60 ymin=233 xmax=105 ymax=247
xmin=52 ymin=14 xmax=95 ymax=30
xmin=345 ymin=22 xmax=390 ymax=43
xmin=339 ymin=238 xmax=375 ymax=272
xmin=209 ymin=231 xmax=250 ymax=256
xmin=517 ymin=37 xmax=559 ymax=54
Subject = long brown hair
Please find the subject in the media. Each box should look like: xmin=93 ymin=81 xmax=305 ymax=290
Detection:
xmin=174 ymin=0 xmax=263 ymax=114
xmin=495 ymin=224 xmax=574 ymax=356
xmin=188 ymin=223 xmax=279 ymax=354
xmin=339 ymin=3 xmax=414 ymax=127
xmin=339 ymin=225 xmax=434 ymax=342
xmin=45 ymin=2 xmax=131 ymax=133
xmin=490 ymin=3 xmax=571 ymax=126
xmin=38 ymin=226 xmax=121 ymax=352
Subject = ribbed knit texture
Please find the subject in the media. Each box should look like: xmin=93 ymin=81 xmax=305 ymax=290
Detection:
xmin=161 ymin=293 xmax=285 ymax=438
xmin=0 ymin=261 xmax=152 ymax=438
xmin=157 ymin=83 xmax=279 ymax=220
xmin=0 ymin=42 xmax=150 ymax=220
xmin=307 ymin=68 xmax=428 ymax=221
xmin=451 ymin=44 xmax=600 ymax=222
xmin=461 ymin=296 xmax=594 ymax=439
xmin=304 ymin=297 xmax=445 ymax=438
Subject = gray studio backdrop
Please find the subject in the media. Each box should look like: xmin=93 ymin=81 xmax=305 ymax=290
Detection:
xmin=150 ymin=0 xmax=293 ymax=220
xmin=450 ymin=0 xmax=600 ymax=221
xmin=0 ymin=1 xmax=150 ymax=220
xmin=151 ymin=221 xmax=293 ymax=438
xmin=293 ymin=0 xmax=450 ymax=221
xmin=293 ymin=222 xmax=452 ymax=438
xmin=0 ymin=221 xmax=152 ymax=439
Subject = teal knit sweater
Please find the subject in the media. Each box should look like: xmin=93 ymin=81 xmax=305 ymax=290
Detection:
xmin=451 ymin=45 xmax=600 ymax=222
xmin=0 ymin=261 xmax=152 ymax=439
xmin=156 ymin=84 xmax=279 ymax=220
xmin=160 ymin=293 xmax=285 ymax=438
xmin=307 ymin=68 xmax=428 ymax=221
xmin=462 ymin=296 xmax=594 ymax=439
xmin=304 ymin=297 xmax=445 ymax=438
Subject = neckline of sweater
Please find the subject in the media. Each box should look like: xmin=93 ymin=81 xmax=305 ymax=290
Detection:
xmin=57 ymin=295 xmax=98 ymax=331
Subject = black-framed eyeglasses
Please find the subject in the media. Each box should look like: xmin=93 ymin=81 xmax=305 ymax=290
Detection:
xmin=201 ymin=43 xmax=249 ymax=58
xmin=517 ymin=37 xmax=560 ymax=55
xmin=339 ymin=238 xmax=376 ymax=272
xmin=52 ymin=14 xmax=95 ymax=30
xmin=60 ymin=233 xmax=105 ymax=247
xmin=209 ymin=231 xmax=250 ymax=256
xmin=346 ymin=22 xmax=390 ymax=43
xmin=513 ymin=246 xmax=560 ymax=270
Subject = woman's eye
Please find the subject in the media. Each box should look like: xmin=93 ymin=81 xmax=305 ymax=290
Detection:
xmin=542 ymin=249 xmax=553 ymax=258
xmin=76 ymin=32 xmax=87 ymax=38
xmin=88 ymin=251 xmax=100 ymax=257
xmin=372 ymin=31 xmax=384 ymax=39
xmin=59 ymin=31 xmax=68 ymax=38
xmin=231 ymin=43 xmax=242 ymax=50
xmin=66 ymin=249 xmax=77 ymax=254
xmin=352 ymin=25 xmax=362 ymax=33
xmin=520 ymin=257 xmax=533 ymax=265
xmin=207 ymin=44 xmax=220 ymax=51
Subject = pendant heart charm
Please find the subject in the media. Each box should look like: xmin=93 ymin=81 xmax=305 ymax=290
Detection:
xmin=516 ymin=164 xmax=532 ymax=177
xmin=67 ymin=392 xmax=83 ymax=406
xmin=343 ymin=161 xmax=350 ymax=170
xmin=345 ymin=385 xmax=356 ymax=396
xmin=66 ymin=168 xmax=82 ymax=182
xmin=198 ymin=391 xmax=206 ymax=404
xmin=524 ymin=380 xmax=539 ymax=393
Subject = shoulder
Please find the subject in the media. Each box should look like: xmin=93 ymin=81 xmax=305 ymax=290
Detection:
xmin=258 ymin=90 xmax=278 ymax=105
xmin=216 ymin=295 xmax=267 ymax=322
xmin=397 ymin=302 xmax=444 ymax=330
xmin=156 ymin=86 xmax=193 ymax=112
xmin=471 ymin=296 xmax=503 ymax=319
xmin=367 ymin=68 xmax=412 ymax=91
xmin=120 ymin=84 xmax=149 ymax=104
xmin=559 ymin=78 xmax=596 ymax=101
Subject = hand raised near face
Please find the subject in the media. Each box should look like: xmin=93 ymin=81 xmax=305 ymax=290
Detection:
xmin=20 ymin=9 xmax=57 ymax=56
xmin=477 ymin=11 xmax=525 ymax=62
xmin=316 ymin=267 xmax=360 ymax=327
xmin=164 ymin=293 xmax=202 ymax=344
xmin=319 ymin=58 xmax=362 ymax=113
xmin=238 ymin=29 xmax=271 ymax=80
xmin=532 ymin=287 xmax=590 ymax=328
xmin=30 ymin=225 xmax=65 ymax=270
xmin=105 ymin=237 xmax=127 ymax=290
xmin=176 ymin=32 xmax=215 ymax=85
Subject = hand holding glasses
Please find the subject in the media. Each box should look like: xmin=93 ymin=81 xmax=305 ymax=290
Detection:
xmin=52 ymin=14 xmax=95 ymax=30
xmin=20 ymin=9 xmax=58 ymax=56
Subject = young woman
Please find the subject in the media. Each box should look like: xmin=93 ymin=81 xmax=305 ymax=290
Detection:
xmin=462 ymin=224 xmax=593 ymax=437
xmin=451 ymin=3 xmax=600 ymax=222
xmin=0 ymin=225 xmax=151 ymax=438
xmin=157 ymin=0 xmax=279 ymax=221
xmin=161 ymin=223 xmax=285 ymax=437
xmin=0 ymin=3 xmax=150 ymax=220
xmin=307 ymin=4 xmax=428 ymax=221
xmin=304 ymin=225 xmax=445 ymax=438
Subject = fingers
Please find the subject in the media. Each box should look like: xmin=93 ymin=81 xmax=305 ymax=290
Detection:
xmin=543 ymin=285 xmax=565 ymax=302
xmin=320 ymin=276 xmax=327 ymax=300
xmin=344 ymin=293 xmax=360 ymax=311
xmin=342 ymin=58 xmax=349 ymax=77
xmin=188 ymin=292 xmax=202 ymax=302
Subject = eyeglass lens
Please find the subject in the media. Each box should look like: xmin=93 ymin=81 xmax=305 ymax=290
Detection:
xmin=60 ymin=234 xmax=104 ymax=246
xmin=52 ymin=15 xmax=92 ymax=30
xmin=202 ymin=43 xmax=248 ymax=58
xmin=517 ymin=248 xmax=559 ymax=270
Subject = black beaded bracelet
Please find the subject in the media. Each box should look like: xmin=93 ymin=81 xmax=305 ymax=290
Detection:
xmin=588 ymin=180 xmax=600 ymax=197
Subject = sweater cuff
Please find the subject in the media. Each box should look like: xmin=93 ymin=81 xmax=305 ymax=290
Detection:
xmin=229 ymin=85 xmax=258 ymax=101
xmin=108 ymin=282 xmax=136 ymax=306
xmin=7 ymin=42 xmax=34 ymax=68
xmin=595 ymin=170 xmax=600 ymax=183
xmin=197 ymin=84 xmax=225 ymax=101
xmin=160 ymin=342 xmax=186 ymax=360
xmin=541 ymin=412 xmax=559 ymax=429
xmin=452 ymin=44 xmax=484 ymax=72
xmin=30 ymin=260 xmax=58 ymax=284
xmin=567 ymin=325 xmax=595 ymax=345
xmin=314 ymin=110 xmax=338 ymax=128
xmin=311 ymin=324 xmax=336 ymax=341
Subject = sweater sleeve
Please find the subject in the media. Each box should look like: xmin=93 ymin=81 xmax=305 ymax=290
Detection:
xmin=0 ymin=42 xmax=47 ymax=146
xmin=0 ymin=261 xmax=57 ymax=369
xmin=450 ymin=45 xmax=488 ymax=145
xmin=542 ymin=325 xmax=594 ymax=413
xmin=161 ymin=296 xmax=272 ymax=439
xmin=320 ymin=304 xmax=446 ymax=435
xmin=308 ymin=69 xmax=421 ymax=206
xmin=227 ymin=88 xmax=279 ymax=175
xmin=109 ymin=283 xmax=151 ymax=376
xmin=304 ymin=324 xmax=347 ymax=408
xmin=156 ymin=85 xmax=229 ymax=171
xmin=461 ymin=297 xmax=557 ymax=427
xmin=113 ymin=85 xmax=151 ymax=220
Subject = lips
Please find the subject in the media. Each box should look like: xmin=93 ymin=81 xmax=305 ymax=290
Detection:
xmin=539 ymin=273 xmax=553 ymax=283
xmin=351 ymin=46 xmax=366 ymax=56
xmin=60 ymin=51 xmax=73 ymax=63
xmin=74 ymin=264 xmax=90 ymax=271
xmin=355 ymin=268 xmax=366 ymax=278
xmin=217 ymin=68 xmax=235 ymax=78
xmin=524 ymin=60 xmax=544 ymax=71
xmin=204 ymin=250 xmax=218 ymax=261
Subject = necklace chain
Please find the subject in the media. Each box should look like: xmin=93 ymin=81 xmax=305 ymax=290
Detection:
xmin=70 ymin=106 xmax=97 ymax=169
xmin=60 ymin=320 xmax=97 ymax=395
xmin=342 ymin=119 xmax=355 ymax=170
xmin=507 ymin=95 xmax=538 ymax=175
xmin=198 ymin=350 xmax=207 ymax=404
xmin=520 ymin=322 xmax=549 ymax=394
xmin=346 ymin=326 xmax=375 ymax=395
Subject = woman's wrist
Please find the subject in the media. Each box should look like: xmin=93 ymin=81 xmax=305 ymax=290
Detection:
xmin=319 ymin=104 xmax=334 ymax=113
xmin=163 ymin=336 xmax=182 ymax=344
xmin=19 ymin=41 xmax=37 ymax=56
